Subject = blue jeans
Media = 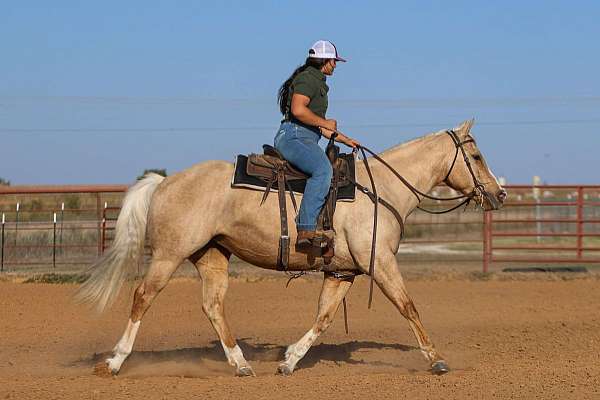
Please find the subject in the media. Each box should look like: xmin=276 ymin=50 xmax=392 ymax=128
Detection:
xmin=274 ymin=121 xmax=333 ymax=231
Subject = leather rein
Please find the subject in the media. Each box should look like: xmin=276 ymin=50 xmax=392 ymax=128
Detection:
xmin=338 ymin=129 xmax=488 ymax=308
xmin=358 ymin=130 xmax=486 ymax=213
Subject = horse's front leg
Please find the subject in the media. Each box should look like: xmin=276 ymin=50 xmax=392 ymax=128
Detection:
xmin=374 ymin=255 xmax=449 ymax=375
xmin=277 ymin=272 xmax=354 ymax=375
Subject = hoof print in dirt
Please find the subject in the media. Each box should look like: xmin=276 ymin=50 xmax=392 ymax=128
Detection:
xmin=431 ymin=360 xmax=450 ymax=375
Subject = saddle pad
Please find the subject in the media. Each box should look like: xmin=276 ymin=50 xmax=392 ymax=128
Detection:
xmin=231 ymin=154 xmax=356 ymax=202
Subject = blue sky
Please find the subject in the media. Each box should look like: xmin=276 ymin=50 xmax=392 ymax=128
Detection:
xmin=1 ymin=1 xmax=599 ymax=184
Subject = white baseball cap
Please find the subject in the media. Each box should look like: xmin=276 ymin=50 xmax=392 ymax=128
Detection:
xmin=308 ymin=40 xmax=347 ymax=62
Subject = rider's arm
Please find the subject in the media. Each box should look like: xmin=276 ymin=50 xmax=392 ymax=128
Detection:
xmin=291 ymin=94 xmax=359 ymax=147
xmin=290 ymin=93 xmax=331 ymax=130
xmin=319 ymin=127 xmax=359 ymax=147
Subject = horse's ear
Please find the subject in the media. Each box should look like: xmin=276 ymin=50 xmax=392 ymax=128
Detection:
xmin=454 ymin=118 xmax=475 ymax=137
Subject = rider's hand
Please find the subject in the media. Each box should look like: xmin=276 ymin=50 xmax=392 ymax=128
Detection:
xmin=344 ymin=137 xmax=360 ymax=149
xmin=322 ymin=119 xmax=337 ymax=133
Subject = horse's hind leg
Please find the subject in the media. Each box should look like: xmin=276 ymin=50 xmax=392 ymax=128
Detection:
xmin=192 ymin=245 xmax=255 ymax=377
xmin=374 ymin=256 xmax=449 ymax=375
xmin=103 ymin=256 xmax=182 ymax=375
xmin=277 ymin=273 xmax=354 ymax=376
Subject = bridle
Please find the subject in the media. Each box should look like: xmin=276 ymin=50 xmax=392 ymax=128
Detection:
xmin=441 ymin=129 xmax=490 ymax=209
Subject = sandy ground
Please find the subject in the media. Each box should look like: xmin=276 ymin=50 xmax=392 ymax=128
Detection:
xmin=1 ymin=273 xmax=599 ymax=399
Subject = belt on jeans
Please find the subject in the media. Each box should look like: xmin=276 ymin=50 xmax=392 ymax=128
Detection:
xmin=281 ymin=117 xmax=322 ymax=136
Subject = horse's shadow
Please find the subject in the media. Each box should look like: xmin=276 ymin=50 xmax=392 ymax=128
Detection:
xmin=274 ymin=340 xmax=417 ymax=370
xmin=78 ymin=339 xmax=417 ymax=375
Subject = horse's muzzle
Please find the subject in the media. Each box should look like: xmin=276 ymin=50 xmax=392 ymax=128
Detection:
xmin=496 ymin=189 xmax=507 ymax=204
xmin=482 ymin=189 xmax=507 ymax=211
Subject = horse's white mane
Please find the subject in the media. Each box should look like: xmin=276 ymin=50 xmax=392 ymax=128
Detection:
xmin=377 ymin=119 xmax=476 ymax=157
xmin=378 ymin=129 xmax=448 ymax=157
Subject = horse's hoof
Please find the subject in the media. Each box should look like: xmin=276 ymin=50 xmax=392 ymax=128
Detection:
xmin=236 ymin=366 xmax=256 ymax=377
xmin=94 ymin=360 xmax=116 ymax=377
xmin=276 ymin=364 xmax=293 ymax=376
xmin=431 ymin=360 xmax=450 ymax=375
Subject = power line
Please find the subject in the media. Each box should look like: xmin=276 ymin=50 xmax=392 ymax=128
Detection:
xmin=2 ymin=95 xmax=600 ymax=107
xmin=1 ymin=118 xmax=600 ymax=133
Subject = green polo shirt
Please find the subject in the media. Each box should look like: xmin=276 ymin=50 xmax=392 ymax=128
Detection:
xmin=289 ymin=66 xmax=329 ymax=119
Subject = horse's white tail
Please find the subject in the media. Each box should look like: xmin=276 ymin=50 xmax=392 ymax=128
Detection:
xmin=75 ymin=173 xmax=165 ymax=313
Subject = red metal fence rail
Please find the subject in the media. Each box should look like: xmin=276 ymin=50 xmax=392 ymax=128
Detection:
xmin=483 ymin=185 xmax=600 ymax=271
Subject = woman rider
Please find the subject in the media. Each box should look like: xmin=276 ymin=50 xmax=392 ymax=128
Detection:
xmin=275 ymin=40 xmax=360 ymax=255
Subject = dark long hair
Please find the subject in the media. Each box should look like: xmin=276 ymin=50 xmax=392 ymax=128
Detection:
xmin=277 ymin=56 xmax=328 ymax=115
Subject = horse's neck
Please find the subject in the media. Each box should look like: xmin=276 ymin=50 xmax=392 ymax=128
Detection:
xmin=372 ymin=132 xmax=453 ymax=217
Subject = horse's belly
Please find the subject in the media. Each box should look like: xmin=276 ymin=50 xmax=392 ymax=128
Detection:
xmin=215 ymin=235 xmax=356 ymax=272
xmin=217 ymin=188 xmax=358 ymax=272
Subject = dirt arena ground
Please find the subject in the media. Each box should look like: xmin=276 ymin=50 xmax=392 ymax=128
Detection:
xmin=1 ymin=272 xmax=599 ymax=399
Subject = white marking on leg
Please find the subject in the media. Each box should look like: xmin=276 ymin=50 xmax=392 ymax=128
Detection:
xmin=221 ymin=342 xmax=243 ymax=367
xmin=282 ymin=328 xmax=319 ymax=372
xmin=220 ymin=341 xmax=251 ymax=370
xmin=106 ymin=319 xmax=140 ymax=373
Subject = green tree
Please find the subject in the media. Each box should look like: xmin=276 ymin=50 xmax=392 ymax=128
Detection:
xmin=137 ymin=169 xmax=167 ymax=180
xmin=0 ymin=177 xmax=10 ymax=186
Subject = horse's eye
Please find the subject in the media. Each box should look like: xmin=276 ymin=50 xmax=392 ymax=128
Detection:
xmin=472 ymin=154 xmax=481 ymax=161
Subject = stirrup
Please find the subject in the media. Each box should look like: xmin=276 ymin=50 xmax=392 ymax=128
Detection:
xmin=295 ymin=238 xmax=323 ymax=256
xmin=316 ymin=230 xmax=335 ymax=264
xmin=295 ymin=230 xmax=335 ymax=257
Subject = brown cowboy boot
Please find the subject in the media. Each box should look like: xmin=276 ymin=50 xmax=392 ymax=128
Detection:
xmin=296 ymin=229 xmax=336 ymax=257
xmin=295 ymin=230 xmax=320 ymax=256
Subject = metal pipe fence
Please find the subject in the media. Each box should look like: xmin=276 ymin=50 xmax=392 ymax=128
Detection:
xmin=1 ymin=184 xmax=599 ymax=272
xmin=0 ymin=185 xmax=127 ymax=271
xmin=483 ymin=185 xmax=600 ymax=271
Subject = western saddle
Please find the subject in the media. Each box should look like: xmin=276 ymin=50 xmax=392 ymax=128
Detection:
xmin=245 ymin=134 xmax=352 ymax=270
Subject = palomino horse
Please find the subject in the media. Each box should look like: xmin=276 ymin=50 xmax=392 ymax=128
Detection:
xmin=77 ymin=119 xmax=505 ymax=377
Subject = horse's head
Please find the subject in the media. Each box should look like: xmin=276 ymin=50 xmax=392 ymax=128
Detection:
xmin=443 ymin=119 xmax=506 ymax=211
